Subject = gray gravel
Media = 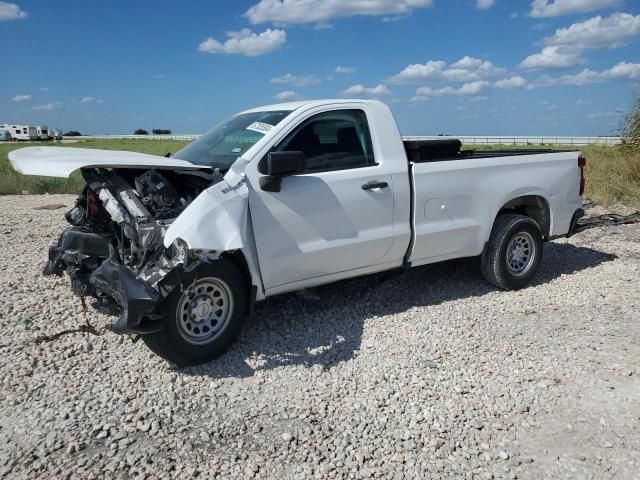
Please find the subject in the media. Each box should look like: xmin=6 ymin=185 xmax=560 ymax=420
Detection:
xmin=1 ymin=194 xmax=639 ymax=479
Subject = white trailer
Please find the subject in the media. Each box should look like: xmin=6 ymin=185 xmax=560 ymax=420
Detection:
xmin=36 ymin=126 xmax=50 ymax=140
xmin=1 ymin=124 xmax=37 ymax=141
xmin=27 ymin=126 xmax=38 ymax=140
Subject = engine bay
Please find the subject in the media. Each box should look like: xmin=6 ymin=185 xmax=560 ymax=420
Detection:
xmin=44 ymin=167 xmax=217 ymax=328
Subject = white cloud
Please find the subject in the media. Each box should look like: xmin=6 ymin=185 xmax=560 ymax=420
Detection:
xmin=519 ymin=46 xmax=582 ymax=70
xmin=33 ymin=102 xmax=62 ymax=111
xmin=0 ymin=1 xmax=27 ymax=21
xmin=342 ymin=84 xmax=390 ymax=96
xmin=153 ymin=74 xmax=165 ymax=79
xmin=245 ymin=0 xmax=433 ymax=25
xmin=544 ymin=13 xmax=640 ymax=49
xmin=80 ymin=96 xmax=103 ymax=104
xmin=476 ymin=0 xmax=495 ymax=10
xmin=389 ymin=56 xmax=504 ymax=84
xmin=458 ymin=81 xmax=490 ymax=95
xmin=335 ymin=66 xmax=356 ymax=74
xmin=273 ymin=90 xmax=301 ymax=100
xmin=494 ymin=76 xmax=528 ymax=88
xmin=11 ymin=94 xmax=31 ymax=102
xmin=536 ymin=61 xmax=640 ymax=86
xmin=529 ymin=0 xmax=618 ymax=18
xmin=520 ymin=13 xmax=639 ymax=72
xmin=587 ymin=108 xmax=625 ymax=119
xmin=198 ymin=28 xmax=286 ymax=56
xmin=576 ymin=99 xmax=592 ymax=105
xmin=270 ymin=73 xmax=321 ymax=87
xmin=414 ymin=80 xmax=489 ymax=99
xmin=39 ymin=87 xmax=48 ymax=92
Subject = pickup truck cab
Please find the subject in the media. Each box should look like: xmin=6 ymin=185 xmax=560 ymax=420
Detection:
xmin=9 ymin=100 xmax=586 ymax=365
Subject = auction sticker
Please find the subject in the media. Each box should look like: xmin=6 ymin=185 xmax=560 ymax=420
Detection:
xmin=246 ymin=122 xmax=274 ymax=134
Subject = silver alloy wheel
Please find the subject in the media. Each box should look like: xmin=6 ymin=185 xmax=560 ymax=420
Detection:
xmin=176 ymin=277 xmax=234 ymax=346
xmin=505 ymin=231 xmax=536 ymax=277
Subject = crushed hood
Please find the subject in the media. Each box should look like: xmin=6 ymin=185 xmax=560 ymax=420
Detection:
xmin=8 ymin=146 xmax=211 ymax=178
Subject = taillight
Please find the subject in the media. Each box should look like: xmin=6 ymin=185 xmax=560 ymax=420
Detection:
xmin=578 ymin=155 xmax=586 ymax=196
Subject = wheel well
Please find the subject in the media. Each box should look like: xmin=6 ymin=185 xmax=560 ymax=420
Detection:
xmin=221 ymin=250 xmax=258 ymax=317
xmin=221 ymin=250 xmax=252 ymax=287
xmin=497 ymin=195 xmax=551 ymax=237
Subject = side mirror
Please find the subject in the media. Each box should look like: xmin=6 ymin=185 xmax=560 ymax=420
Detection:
xmin=260 ymin=151 xmax=306 ymax=192
xmin=266 ymin=151 xmax=305 ymax=176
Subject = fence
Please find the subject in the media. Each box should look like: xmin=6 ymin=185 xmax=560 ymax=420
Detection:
xmin=63 ymin=134 xmax=200 ymax=141
xmin=63 ymin=134 xmax=623 ymax=146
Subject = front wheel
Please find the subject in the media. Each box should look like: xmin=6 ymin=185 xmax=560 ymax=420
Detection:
xmin=142 ymin=259 xmax=248 ymax=366
xmin=481 ymin=214 xmax=543 ymax=290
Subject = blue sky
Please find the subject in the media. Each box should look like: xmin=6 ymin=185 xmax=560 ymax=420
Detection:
xmin=1 ymin=0 xmax=639 ymax=135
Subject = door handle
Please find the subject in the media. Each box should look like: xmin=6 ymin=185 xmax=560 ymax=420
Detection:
xmin=361 ymin=181 xmax=389 ymax=191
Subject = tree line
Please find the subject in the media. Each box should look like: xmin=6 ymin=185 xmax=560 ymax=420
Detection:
xmin=134 ymin=129 xmax=172 ymax=135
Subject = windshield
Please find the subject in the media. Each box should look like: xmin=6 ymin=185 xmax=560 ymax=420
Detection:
xmin=174 ymin=110 xmax=291 ymax=168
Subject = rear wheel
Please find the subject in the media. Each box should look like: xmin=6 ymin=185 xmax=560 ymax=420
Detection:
xmin=481 ymin=214 xmax=543 ymax=290
xmin=142 ymin=259 xmax=248 ymax=366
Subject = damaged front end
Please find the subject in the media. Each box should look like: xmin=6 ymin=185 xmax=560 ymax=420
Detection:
xmin=45 ymin=167 xmax=218 ymax=334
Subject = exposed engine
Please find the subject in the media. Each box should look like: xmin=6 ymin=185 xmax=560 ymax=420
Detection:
xmin=134 ymin=170 xmax=187 ymax=220
xmin=45 ymin=167 xmax=216 ymax=331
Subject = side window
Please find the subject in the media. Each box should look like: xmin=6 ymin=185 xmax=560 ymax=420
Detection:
xmin=276 ymin=110 xmax=376 ymax=172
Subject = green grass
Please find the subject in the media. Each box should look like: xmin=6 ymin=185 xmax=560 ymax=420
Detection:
xmin=2 ymin=139 xmax=639 ymax=208
xmin=0 ymin=139 xmax=189 ymax=195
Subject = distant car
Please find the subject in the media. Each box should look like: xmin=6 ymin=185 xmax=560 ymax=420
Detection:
xmin=50 ymin=128 xmax=63 ymax=140
xmin=0 ymin=130 xmax=11 ymax=141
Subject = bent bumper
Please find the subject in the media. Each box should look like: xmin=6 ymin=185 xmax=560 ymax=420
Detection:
xmin=90 ymin=259 xmax=163 ymax=334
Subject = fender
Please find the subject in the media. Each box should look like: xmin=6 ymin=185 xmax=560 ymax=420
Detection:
xmin=487 ymin=188 xmax=553 ymax=241
xmin=163 ymin=157 xmax=267 ymax=300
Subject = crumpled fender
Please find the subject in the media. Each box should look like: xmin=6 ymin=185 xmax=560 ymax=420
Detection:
xmin=163 ymin=157 xmax=250 ymax=252
xmin=163 ymin=157 xmax=266 ymax=300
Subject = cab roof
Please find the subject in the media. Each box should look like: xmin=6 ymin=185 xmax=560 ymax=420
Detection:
xmin=241 ymin=99 xmax=383 ymax=114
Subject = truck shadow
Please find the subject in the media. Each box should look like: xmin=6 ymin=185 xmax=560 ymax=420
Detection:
xmin=184 ymin=242 xmax=616 ymax=379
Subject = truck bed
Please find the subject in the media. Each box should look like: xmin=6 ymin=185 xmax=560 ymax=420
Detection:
xmin=403 ymin=139 xmax=576 ymax=163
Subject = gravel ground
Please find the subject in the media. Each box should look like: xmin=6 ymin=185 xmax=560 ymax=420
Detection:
xmin=1 ymin=194 xmax=639 ymax=480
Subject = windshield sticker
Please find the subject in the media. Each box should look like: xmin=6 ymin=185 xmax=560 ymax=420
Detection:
xmin=246 ymin=122 xmax=274 ymax=134
xmin=231 ymin=147 xmax=242 ymax=154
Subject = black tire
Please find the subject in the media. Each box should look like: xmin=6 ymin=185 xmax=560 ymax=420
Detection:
xmin=481 ymin=214 xmax=543 ymax=290
xmin=142 ymin=259 xmax=248 ymax=366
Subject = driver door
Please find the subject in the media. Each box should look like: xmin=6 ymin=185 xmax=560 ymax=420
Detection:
xmin=246 ymin=108 xmax=395 ymax=293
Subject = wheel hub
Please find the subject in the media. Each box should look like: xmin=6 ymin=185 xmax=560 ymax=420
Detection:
xmin=176 ymin=278 xmax=234 ymax=345
xmin=506 ymin=232 xmax=536 ymax=276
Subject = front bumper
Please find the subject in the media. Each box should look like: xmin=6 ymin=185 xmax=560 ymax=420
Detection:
xmin=90 ymin=259 xmax=163 ymax=335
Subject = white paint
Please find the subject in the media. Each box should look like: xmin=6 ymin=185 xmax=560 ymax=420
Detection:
xmin=8 ymin=147 xmax=211 ymax=178
xmin=408 ymin=150 xmax=582 ymax=266
xmin=165 ymin=100 xmax=581 ymax=299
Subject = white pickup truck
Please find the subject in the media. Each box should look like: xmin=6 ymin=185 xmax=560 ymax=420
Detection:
xmin=9 ymin=100 xmax=586 ymax=365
